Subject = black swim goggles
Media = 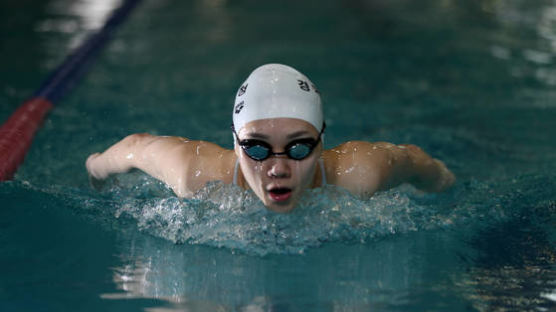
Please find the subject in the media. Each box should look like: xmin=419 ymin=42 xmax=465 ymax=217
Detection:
xmin=231 ymin=123 xmax=325 ymax=161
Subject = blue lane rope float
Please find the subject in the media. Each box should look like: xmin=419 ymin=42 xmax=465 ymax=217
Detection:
xmin=0 ymin=0 xmax=142 ymax=181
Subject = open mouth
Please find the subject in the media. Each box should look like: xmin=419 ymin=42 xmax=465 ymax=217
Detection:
xmin=267 ymin=187 xmax=293 ymax=202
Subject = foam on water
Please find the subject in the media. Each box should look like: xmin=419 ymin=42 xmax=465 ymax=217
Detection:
xmin=103 ymin=175 xmax=506 ymax=256
xmin=10 ymin=165 xmax=552 ymax=258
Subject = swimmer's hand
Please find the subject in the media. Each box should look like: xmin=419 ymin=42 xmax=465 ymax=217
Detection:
xmin=415 ymin=159 xmax=455 ymax=192
xmin=86 ymin=153 xmax=108 ymax=180
xmin=405 ymin=145 xmax=455 ymax=192
xmin=86 ymin=153 xmax=108 ymax=190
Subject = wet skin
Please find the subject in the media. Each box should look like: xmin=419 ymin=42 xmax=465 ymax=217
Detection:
xmin=234 ymin=118 xmax=323 ymax=213
xmin=86 ymin=119 xmax=454 ymax=213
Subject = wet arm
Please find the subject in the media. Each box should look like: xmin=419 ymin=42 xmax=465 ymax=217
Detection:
xmin=86 ymin=134 xmax=192 ymax=196
xmin=377 ymin=143 xmax=455 ymax=192
xmin=328 ymin=141 xmax=455 ymax=197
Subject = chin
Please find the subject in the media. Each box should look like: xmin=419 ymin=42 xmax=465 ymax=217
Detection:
xmin=264 ymin=201 xmax=297 ymax=213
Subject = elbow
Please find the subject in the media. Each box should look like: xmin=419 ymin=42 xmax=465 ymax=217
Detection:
xmin=121 ymin=133 xmax=153 ymax=147
xmin=120 ymin=133 xmax=155 ymax=164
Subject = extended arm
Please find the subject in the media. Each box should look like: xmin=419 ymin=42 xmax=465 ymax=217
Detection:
xmin=86 ymin=133 xmax=235 ymax=197
xmin=324 ymin=141 xmax=455 ymax=197
xmin=378 ymin=143 xmax=455 ymax=192
xmin=86 ymin=133 xmax=190 ymax=196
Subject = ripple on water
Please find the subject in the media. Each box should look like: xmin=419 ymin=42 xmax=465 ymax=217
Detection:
xmin=7 ymin=171 xmax=543 ymax=257
xmin=110 ymin=179 xmax=492 ymax=256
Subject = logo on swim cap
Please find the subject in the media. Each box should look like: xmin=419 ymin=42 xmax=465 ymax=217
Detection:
xmin=232 ymin=64 xmax=323 ymax=132
xmin=238 ymin=84 xmax=248 ymax=97
xmin=298 ymin=80 xmax=310 ymax=92
xmin=234 ymin=101 xmax=244 ymax=114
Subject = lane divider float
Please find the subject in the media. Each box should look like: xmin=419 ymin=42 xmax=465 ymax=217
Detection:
xmin=0 ymin=0 xmax=142 ymax=181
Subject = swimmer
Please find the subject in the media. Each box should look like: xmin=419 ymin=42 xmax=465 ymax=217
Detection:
xmin=86 ymin=64 xmax=455 ymax=213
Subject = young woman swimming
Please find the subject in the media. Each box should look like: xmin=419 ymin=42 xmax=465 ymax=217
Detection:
xmin=86 ymin=64 xmax=455 ymax=213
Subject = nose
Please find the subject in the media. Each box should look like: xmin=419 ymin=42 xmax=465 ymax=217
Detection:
xmin=267 ymin=157 xmax=291 ymax=179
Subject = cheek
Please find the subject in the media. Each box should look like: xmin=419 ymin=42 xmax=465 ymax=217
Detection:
xmin=247 ymin=160 xmax=264 ymax=174
xmin=238 ymin=156 xmax=265 ymax=183
xmin=292 ymin=159 xmax=318 ymax=184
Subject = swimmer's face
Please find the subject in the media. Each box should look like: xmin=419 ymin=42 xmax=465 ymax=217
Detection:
xmin=234 ymin=118 xmax=322 ymax=213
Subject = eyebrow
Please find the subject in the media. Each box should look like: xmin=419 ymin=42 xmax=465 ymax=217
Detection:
xmin=286 ymin=131 xmax=311 ymax=139
xmin=244 ymin=130 xmax=312 ymax=140
xmin=245 ymin=133 xmax=270 ymax=140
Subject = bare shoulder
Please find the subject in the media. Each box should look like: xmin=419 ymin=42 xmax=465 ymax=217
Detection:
xmin=179 ymin=139 xmax=237 ymax=183
xmin=152 ymin=136 xmax=237 ymax=188
xmin=322 ymin=141 xmax=398 ymax=169
xmin=322 ymin=141 xmax=414 ymax=196
xmin=124 ymin=134 xmax=236 ymax=196
xmin=322 ymin=141 xmax=382 ymax=196
xmin=322 ymin=140 xmax=455 ymax=196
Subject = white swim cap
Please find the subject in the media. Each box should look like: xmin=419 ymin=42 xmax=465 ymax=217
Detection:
xmin=232 ymin=64 xmax=323 ymax=132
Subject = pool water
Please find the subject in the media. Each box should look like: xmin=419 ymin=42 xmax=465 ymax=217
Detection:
xmin=1 ymin=0 xmax=555 ymax=311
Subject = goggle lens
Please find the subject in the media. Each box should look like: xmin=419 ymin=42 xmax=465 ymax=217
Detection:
xmin=232 ymin=122 xmax=325 ymax=162
xmin=240 ymin=140 xmax=316 ymax=161
xmin=288 ymin=143 xmax=312 ymax=160
xmin=244 ymin=144 xmax=271 ymax=161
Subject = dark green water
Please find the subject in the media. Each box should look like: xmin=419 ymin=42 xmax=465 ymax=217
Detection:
xmin=1 ymin=0 xmax=555 ymax=311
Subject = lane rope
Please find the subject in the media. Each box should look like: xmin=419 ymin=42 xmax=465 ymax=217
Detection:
xmin=0 ymin=0 xmax=142 ymax=181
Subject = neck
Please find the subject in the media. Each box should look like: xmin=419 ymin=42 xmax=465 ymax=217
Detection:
xmin=311 ymin=158 xmax=323 ymax=188
xmin=233 ymin=155 xmax=249 ymax=190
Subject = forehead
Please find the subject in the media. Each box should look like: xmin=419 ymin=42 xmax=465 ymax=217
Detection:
xmin=237 ymin=118 xmax=319 ymax=138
